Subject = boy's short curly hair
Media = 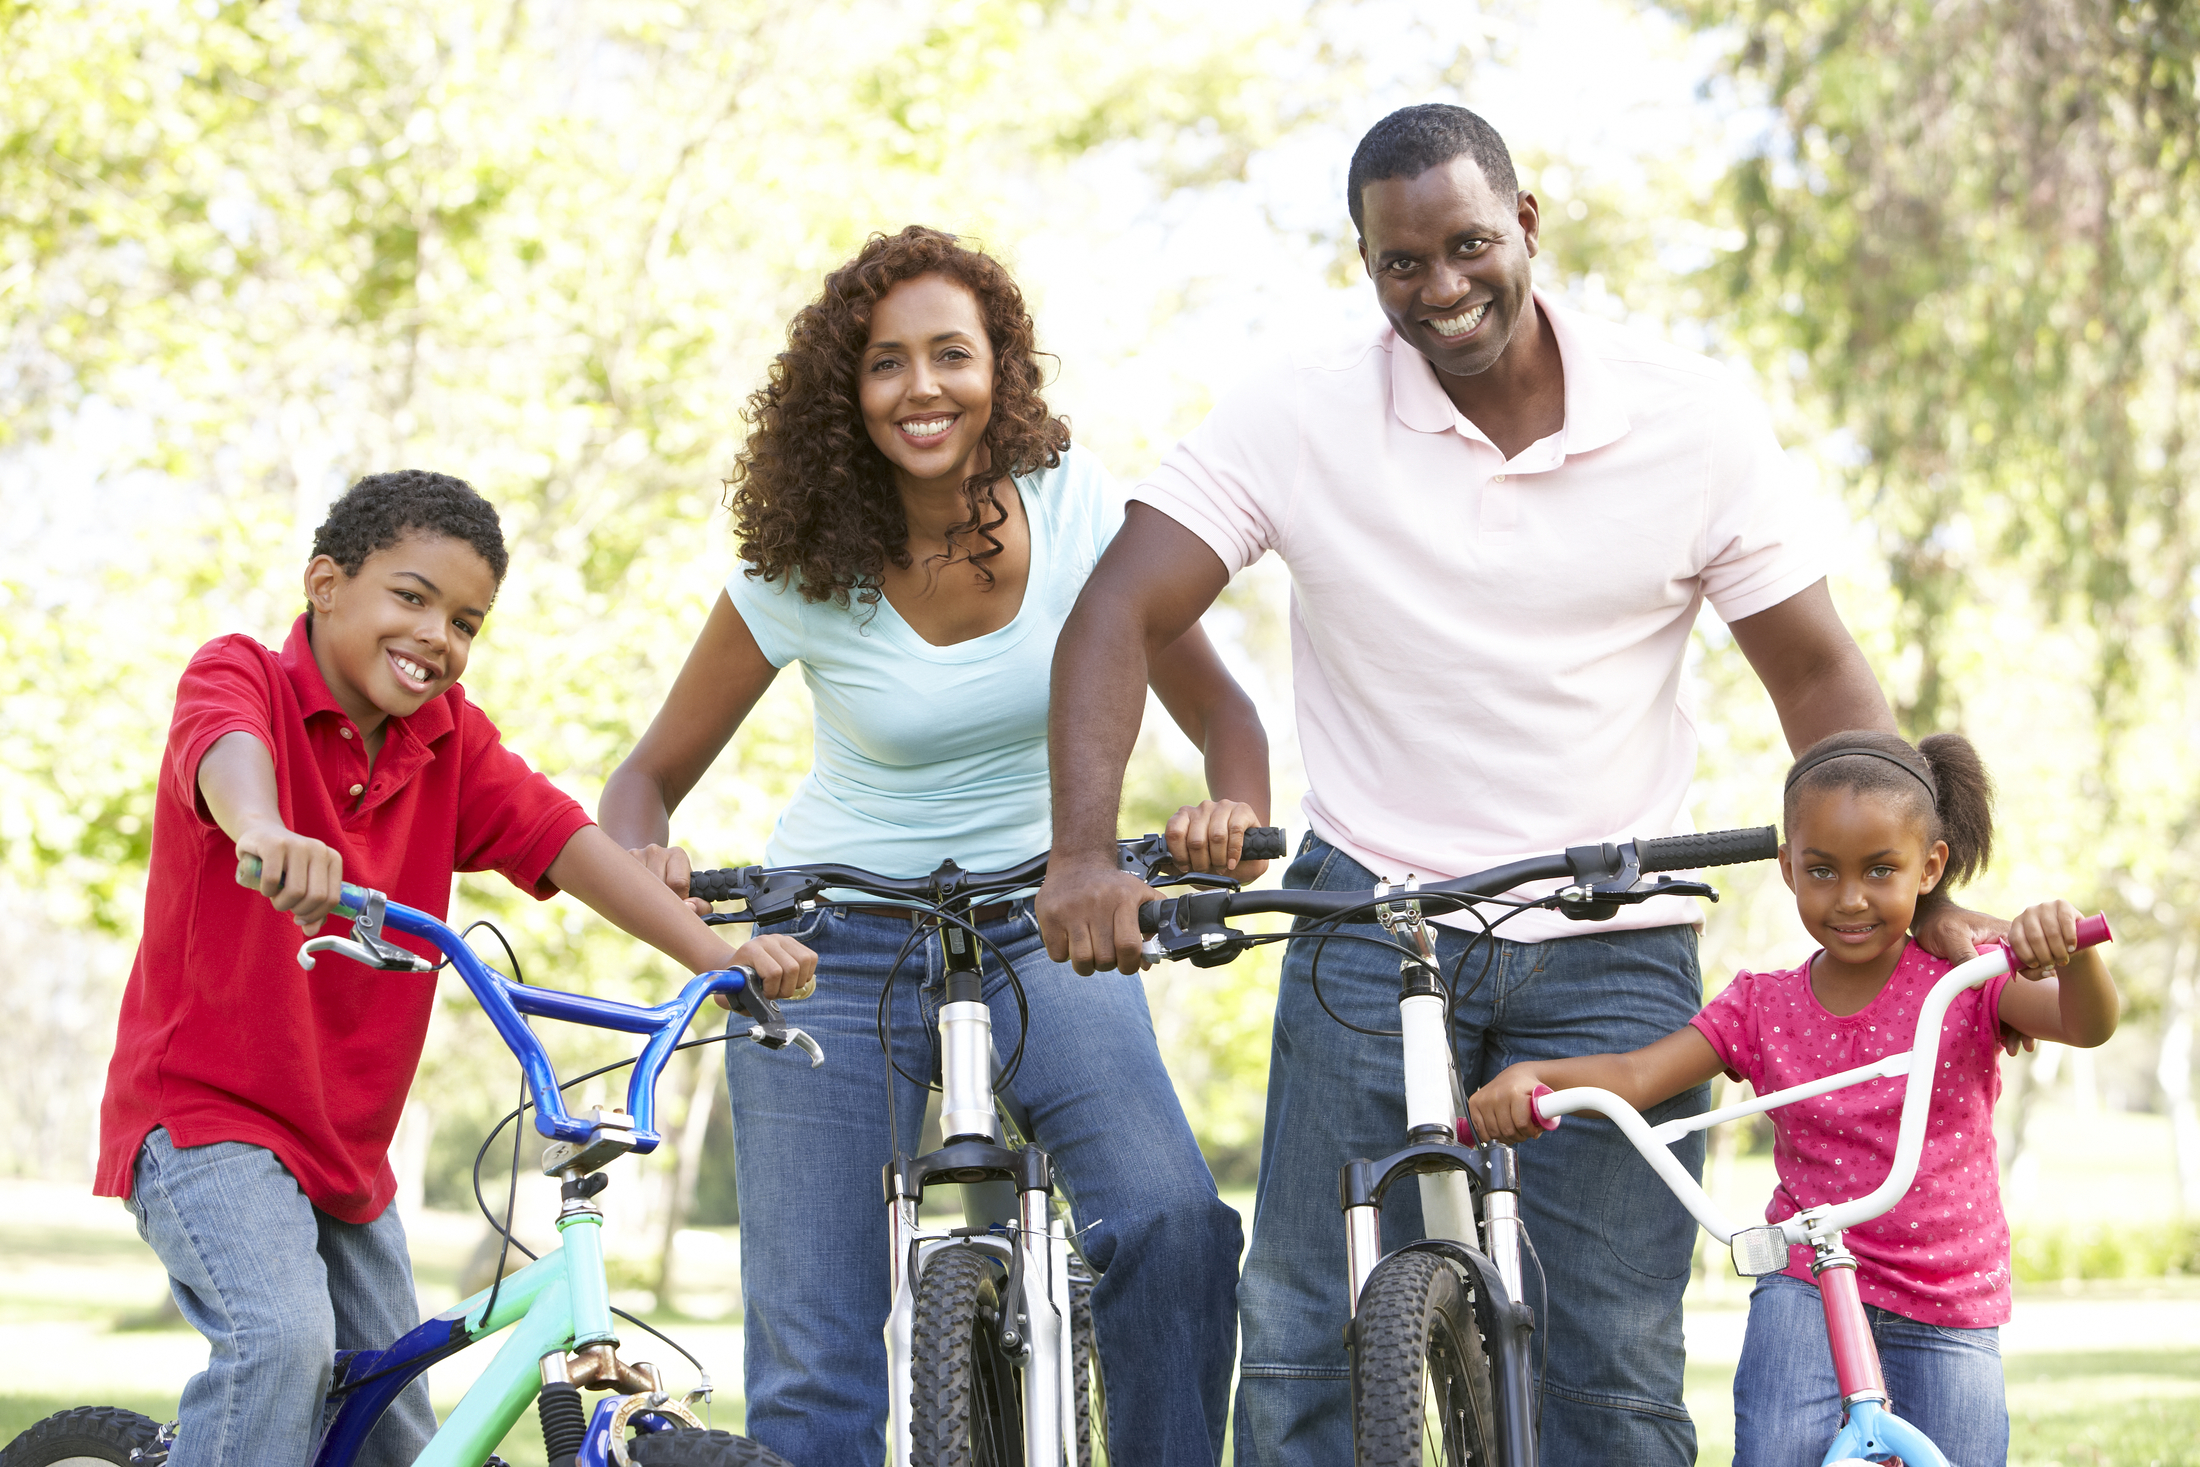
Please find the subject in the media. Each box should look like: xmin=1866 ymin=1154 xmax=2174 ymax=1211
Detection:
xmin=309 ymin=470 xmax=510 ymax=588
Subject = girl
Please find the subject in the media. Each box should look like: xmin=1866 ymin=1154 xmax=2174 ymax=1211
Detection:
xmin=599 ymin=226 xmax=1265 ymax=1466
xmin=1468 ymin=730 xmax=2118 ymax=1467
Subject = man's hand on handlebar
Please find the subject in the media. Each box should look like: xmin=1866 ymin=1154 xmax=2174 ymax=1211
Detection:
xmin=1036 ymin=854 xmax=1158 ymax=976
xmin=1166 ymin=799 xmax=1270 ymax=882
xmin=626 ymin=841 xmax=712 ymax=917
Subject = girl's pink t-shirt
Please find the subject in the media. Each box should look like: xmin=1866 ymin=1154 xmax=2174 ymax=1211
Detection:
xmin=1689 ymin=940 xmax=2016 ymax=1326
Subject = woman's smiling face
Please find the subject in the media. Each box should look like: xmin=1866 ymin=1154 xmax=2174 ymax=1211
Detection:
xmin=1780 ymin=786 xmax=1948 ymax=976
xmin=857 ymin=273 xmax=996 ymax=494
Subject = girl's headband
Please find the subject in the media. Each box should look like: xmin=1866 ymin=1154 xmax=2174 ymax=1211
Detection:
xmin=1783 ymin=745 xmax=1937 ymax=802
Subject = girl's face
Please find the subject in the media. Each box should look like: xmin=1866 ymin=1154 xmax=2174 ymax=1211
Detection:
xmin=857 ymin=273 xmax=995 ymax=495
xmin=1779 ymin=786 xmax=1948 ymax=973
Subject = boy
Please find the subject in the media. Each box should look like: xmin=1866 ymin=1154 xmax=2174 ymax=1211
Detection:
xmin=95 ymin=470 xmax=814 ymax=1467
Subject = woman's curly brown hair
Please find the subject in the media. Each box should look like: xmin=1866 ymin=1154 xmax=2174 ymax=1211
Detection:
xmin=728 ymin=225 xmax=1070 ymax=607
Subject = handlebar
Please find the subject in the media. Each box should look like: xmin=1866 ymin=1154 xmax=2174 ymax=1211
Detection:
xmin=689 ymin=825 xmax=1290 ymax=924
xmin=232 ymin=859 xmax=813 ymax=1153
xmin=1529 ymin=914 xmax=2113 ymax=1252
xmin=1135 ymin=825 xmax=1780 ymax=960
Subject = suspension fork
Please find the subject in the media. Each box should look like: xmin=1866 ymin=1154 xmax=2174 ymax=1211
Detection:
xmin=1377 ymin=888 xmax=1478 ymax=1246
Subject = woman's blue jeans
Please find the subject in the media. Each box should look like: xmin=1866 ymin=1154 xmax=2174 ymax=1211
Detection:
xmin=724 ymin=901 xmax=1243 ymax=1466
xmin=1232 ymin=836 xmax=1711 ymax=1467
xmin=1734 ymin=1271 xmax=2008 ymax=1467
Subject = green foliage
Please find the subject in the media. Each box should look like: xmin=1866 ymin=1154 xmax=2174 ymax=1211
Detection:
xmin=2011 ymin=1217 xmax=2200 ymax=1284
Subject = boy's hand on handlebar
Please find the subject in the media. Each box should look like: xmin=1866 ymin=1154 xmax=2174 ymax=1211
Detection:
xmin=2007 ymin=899 xmax=2082 ymax=979
xmin=234 ymin=823 xmax=345 ymax=935
xmin=719 ymin=933 xmax=818 ymax=1004
xmin=1467 ymin=1064 xmax=1556 ymax=1146
xmin=1037 ymin=856 xmax=1158 ymax=976
xmin=1166 ymin=799 xmax=1270 ymax=881
xmin=627 ymin=842 xmax=711 ymax=917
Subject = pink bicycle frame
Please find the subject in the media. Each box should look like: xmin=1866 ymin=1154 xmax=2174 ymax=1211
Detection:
xmin=1532 ymin=915 xmax=2110 ymax=1467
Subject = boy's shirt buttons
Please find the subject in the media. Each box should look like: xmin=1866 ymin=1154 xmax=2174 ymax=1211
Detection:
xmin=349 ymin=783 xmax=364 ymax=796
xmin=340 ymin=727 xmax=353 ymax=739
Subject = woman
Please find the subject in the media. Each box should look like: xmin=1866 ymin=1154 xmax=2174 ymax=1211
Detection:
xmin=600 ymin=226 xmax=1267 ymax=1466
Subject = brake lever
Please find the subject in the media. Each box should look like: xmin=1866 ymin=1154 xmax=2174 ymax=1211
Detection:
xmin=298 ymin=890 xmax=433 ymax=972
xmin=730 ymin=982 xmax=827 ymax=1067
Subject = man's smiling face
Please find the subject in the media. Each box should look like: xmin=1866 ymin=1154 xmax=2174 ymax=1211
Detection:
xmin=1357 ymin=155 xmax=1541 ymax=382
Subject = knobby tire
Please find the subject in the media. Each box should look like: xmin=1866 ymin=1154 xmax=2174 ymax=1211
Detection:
xmin=0 ymin=1407 xmax=166 ymax=1466
xmin=1350 ymin=1250 xmax=1498 ymax=1467
xmin=908 ymin=1245 xmax=1024 ymax=1467
xmin=1068 ymin=1261 xmax=1106 ymax=1467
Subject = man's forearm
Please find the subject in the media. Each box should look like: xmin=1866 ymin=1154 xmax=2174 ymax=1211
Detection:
xmin=1202 ymin=699 xmax=1271 ymax=822
xmin=1048 ymin=587 xmax=1153 ymax=863
xmin=1772 ymin=639 xmax=1894 ymax=752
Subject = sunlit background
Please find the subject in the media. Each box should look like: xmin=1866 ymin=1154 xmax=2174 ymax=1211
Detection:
xmin=4 ymin=1 xmax=2196 ymax=1462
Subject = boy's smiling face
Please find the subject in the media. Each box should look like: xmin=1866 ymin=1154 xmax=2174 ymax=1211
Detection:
xmin=304 ymin=531 xmax=498 ymax=740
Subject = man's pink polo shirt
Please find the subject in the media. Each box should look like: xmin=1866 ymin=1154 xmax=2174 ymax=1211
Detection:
xmin=97 ymin=615 xmax=592 ymax=1222
xmin=1133 ymin=294 xmax=1823 ymax=941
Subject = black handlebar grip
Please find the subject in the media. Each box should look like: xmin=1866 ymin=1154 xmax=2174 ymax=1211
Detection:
xmin=687 ymin=868 xmax=745 ymax=904
xmin=1637 ymin=826 xmax=1780 ymax=873
xmin=1139 ymin=902 xmax=1165 ymax=936
xmin=1240 ymin=826 xmax=1288 ymax=862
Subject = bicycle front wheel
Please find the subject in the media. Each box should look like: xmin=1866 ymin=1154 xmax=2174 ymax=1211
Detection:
xmin=908 ymin=1245 xmax=1024 ymax=1467
xmin=1350 ymin=1250 xmax=1498 ymax=1466
xmin=0 ymin=1407 xmax=166 ymax=1466
xmin=1068 ymin=1259 xmax=1106 ymax=1466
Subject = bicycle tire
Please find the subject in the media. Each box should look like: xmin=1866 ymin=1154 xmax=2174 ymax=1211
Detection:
xmin=0 ymin=1407 xmax=166 ymax=1466
xmin=1068 ymin=1262 xmax=1106 ymax=1467
xmin=908 ymin=1245 xmax=1024 ymax=1467
xmin=627 ymin=1425 xmax=795 ymax=1466
xmin=1350 ymin=1251 xmax=1498 ymax=1467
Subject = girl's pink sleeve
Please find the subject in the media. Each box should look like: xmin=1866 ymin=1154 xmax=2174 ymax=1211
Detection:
xmin=1689 ymin=971 xmax=1758 ymax=1085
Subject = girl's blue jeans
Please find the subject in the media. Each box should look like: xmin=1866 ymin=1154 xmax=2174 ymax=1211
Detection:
xmin=1734 ymin=1271 xmax=2008 ymax=1467
xmin=724 ymin=900 xmax=1243 ymax=1466
xmin=123 ymin=1127 xmax=436 ymax=1467
xmin=1232 ymin=835 xmax=1710 ymax=1467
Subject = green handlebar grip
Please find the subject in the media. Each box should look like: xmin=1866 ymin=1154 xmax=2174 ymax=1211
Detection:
xmin=233 ymin=855 xmax=371 ymax=920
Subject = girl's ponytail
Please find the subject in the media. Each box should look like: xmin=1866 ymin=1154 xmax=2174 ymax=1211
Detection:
xmin=1917 ymin=732 xmax=1994 ymax=890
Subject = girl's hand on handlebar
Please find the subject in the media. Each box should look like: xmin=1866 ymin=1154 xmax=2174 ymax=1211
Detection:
xmin=2007 ymin=899 xmax=2083 ymax=979
xmin=1468 ymin=1064 xmax=1556 ymax=1146
xmin=1166 ymin=799 xmax=1270 ymax=881
xmin=627 ymin=842 xmax=711 ymax=917
xmin=721 ymin=933 xmax=819 ymax=1004
xmin=234 ymin=823 xmax=345 ymax=935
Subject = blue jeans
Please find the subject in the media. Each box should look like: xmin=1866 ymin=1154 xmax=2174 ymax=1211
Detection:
xmin=1734 ymin=1272 xmax=2007 ymax=1467
xmin=124 ymin=1128 xmax=436 ymax=1467
xmin=724 ymin=901 xmax=1243 ymax=1466
xmin=1233 ymin=836 xmax=1710 ymax=1467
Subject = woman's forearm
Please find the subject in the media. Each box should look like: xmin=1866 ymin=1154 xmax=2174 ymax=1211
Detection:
xmin=598 ymin=759 xmax=675 ymax=850
xmin=1201 ymin=696 xmax=1270 ymax=822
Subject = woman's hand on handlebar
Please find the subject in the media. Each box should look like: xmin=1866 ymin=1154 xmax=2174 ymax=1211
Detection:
xmin=626 ymin=842 xmax=711 ymax=917
xmin=721 ymin=933 xmax=820 ymax=1005
xmin=1468 ymin=1063 xmax=1561 ymax=1146
xmin=1166 ymin=799 xmax=1270 ymax=881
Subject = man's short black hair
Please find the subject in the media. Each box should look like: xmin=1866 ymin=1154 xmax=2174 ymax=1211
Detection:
xmin=1347 ymin=104 xmax=1519 ymax=236
xmin=310 ymin=469 xmax=509 ymax=585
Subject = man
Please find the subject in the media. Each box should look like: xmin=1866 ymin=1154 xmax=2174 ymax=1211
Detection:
xmin=1036 ymin=104 xmax=1995 ymax=1465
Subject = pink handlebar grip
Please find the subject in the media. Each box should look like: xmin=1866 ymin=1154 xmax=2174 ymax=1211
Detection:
xmin=2075 ymin=912 xmax=2112 ymax=948
xmin=1527 ymin=1084 xmax=1561 ymax=1132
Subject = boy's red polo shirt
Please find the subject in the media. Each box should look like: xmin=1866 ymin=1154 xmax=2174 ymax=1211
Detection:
xmin=97 ymin=615 xmax=593 ymax=1223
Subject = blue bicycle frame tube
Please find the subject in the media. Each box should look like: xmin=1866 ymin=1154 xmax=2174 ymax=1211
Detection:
xmin=1822 ymin=1400 xmax=1950 ymax=1467
xmin=325 ymin=886 xmax=752 ymax=1148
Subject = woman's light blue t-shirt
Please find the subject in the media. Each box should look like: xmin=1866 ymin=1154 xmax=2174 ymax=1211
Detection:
xmin=726 ymin=445 xmax=1125 ymax=878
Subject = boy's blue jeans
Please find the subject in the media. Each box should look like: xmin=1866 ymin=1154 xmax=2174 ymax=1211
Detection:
xmin=1734 ymin=1271 xmax=2007 ymax=1467
xmin=1232 ymin=835 xmax=1710 ymax=1467
xmin=124 ymin=1128 xmax=435 ymax=1467
xmin=724 ymin=901 xmax=1243 ymax=1467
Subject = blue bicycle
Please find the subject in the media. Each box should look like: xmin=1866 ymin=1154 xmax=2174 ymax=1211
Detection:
xmin=2 ymin=868 xmax=816 ymax=1467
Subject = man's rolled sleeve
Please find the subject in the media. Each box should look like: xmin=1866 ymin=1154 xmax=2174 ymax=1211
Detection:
xmin=1699 ymin=388 xmax=1828 ymax=624
xmin=1129 ymin=372 xmax=1296 ymax=577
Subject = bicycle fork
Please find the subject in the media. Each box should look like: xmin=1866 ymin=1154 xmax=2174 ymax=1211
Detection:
xmin=883 ymin=917 xmax=1074 ymax=1467
xmin=1341 ymin=893 xmax=1538 ymax=1463
xmin=1790 ymin=1214 xmax=1952 ymax=1467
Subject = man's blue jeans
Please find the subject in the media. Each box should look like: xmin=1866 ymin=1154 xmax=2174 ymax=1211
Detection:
xmin=724 ymin=901 xmax=1243 ymax=1466
xmin=124 ymin=1128 xmax=436 ymax=1467
xmin=1232 ymin=836 xmax=1710 ymax=1467
xmin=1734 ymin=1272 xmax=2007 ymax=1467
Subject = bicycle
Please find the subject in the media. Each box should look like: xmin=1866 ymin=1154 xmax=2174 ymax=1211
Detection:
xmin=1138 ymin=829 xmax=2113 ymax=1467
xmin=2 ymin=865 xmax=820 ymax=1467
xmin=685 ymin=824 xmax=1288 ymax=1467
